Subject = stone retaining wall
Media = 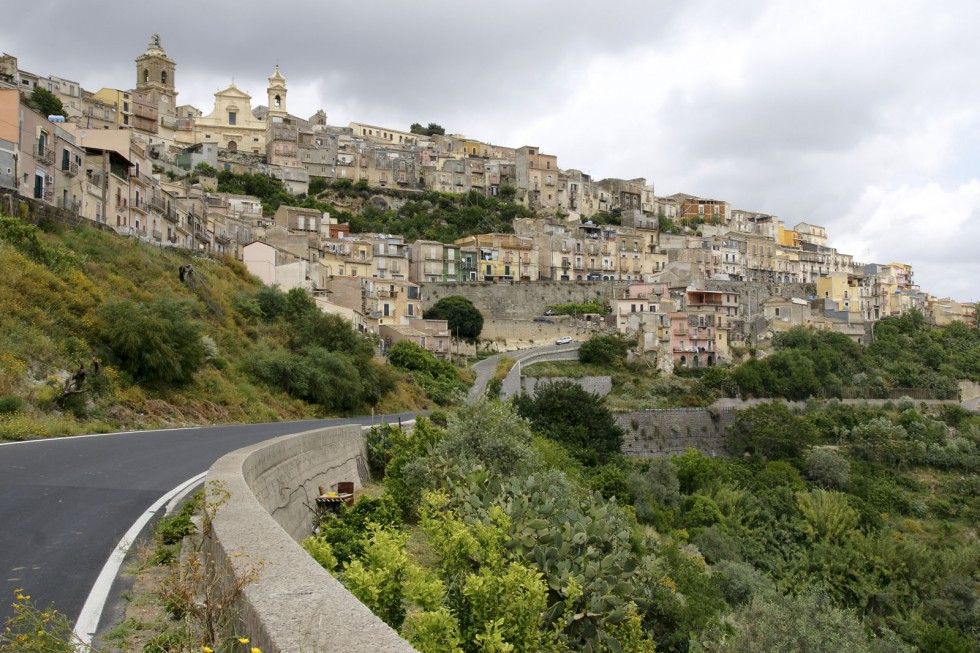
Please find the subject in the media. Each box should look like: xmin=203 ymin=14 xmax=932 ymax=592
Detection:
xmin=520 ymin=376 xmax=613 ymax=397
xmin=205 ymin=422 xmax=418 ymax=653
xmin=615 ymin=408 xmax=737 ymax=457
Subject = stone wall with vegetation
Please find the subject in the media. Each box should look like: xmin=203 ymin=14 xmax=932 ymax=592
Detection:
xmin=422 ymin=280 xmax=628 ymax=319
xmin=615 ymin=408 xmax=738 ymax=457
xmin=521 ymin=375 xmax=613 ymax=397
xmin=205 ymin=422 xmax=418 ymax=653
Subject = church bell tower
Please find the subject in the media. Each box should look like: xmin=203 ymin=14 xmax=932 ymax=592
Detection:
xmin=135 ymin=33 xmax=177 ymax=118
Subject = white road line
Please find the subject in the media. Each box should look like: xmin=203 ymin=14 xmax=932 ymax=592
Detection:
xmin=0 ymin=427 xmax=198 ymax=447
xmin=73 ymin=471 xmax=207 ymax=646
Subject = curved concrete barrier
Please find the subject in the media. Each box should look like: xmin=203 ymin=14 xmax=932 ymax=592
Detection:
xmin=501 ymin=344 xmax=581 ymax=398
xmin=205 ymin=422 xmax=418 ymax=653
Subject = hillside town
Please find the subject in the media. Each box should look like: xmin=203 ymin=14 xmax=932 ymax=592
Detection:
xmin=1 ymin=35 xmax=975 ymax=370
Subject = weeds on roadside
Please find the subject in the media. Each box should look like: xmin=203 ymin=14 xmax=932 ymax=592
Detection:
xmin=156 ymin=481 xmax=263 ymax=652
xmin=0 ymin=589 xmax=92 ymax=652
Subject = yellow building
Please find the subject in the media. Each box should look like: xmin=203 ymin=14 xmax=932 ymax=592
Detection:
xmin=777 ymin=225 xmax=800 ymax=248
xmin=92 ymin=88 xmax=133 ymax=129
xmin=454 ymin=233 xmax=538 ymax=281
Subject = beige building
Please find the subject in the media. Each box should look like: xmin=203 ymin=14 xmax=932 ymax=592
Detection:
xmin=454 ymin=232 xmax=539 ymax=281
xmin=516 ymin=145 xmax=558 ymax=212
xmin=79 ymin=91 xmax=120 ymax=131
xmin=557 ymin=169 xmax=597 ymax=218
xmin=408 ymin=240 xmax=463 ymax=283
xmin=2 ymin=92 xmax=85 ymax=211
xmin=348 ymin=122 xmax=422 ymax=148
xmin=325 ymin=276 xmax=422 ymax=333
xmin=381 ymin=318 xmax=452 ymax=359
xmin=318 ymin=237 xmax=375 ymax=280
xmin=194 ymin=84 xmax=266 ymax=153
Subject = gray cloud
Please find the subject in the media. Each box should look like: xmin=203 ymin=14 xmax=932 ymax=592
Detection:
xmin=3 ymin=0 xmax=978 ymax=300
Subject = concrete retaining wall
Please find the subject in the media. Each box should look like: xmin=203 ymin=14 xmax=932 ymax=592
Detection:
xmin=205 ymin=422 xmax=418 ymax=653
xmin=615 ymin=408 xmax=737 ymax=457
xmin=501 ymin=346 xmax=581 ymax=398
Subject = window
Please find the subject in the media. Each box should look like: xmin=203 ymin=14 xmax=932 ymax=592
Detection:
xmin=161 ymin=70 xmax=167 ymax=85
xmin=228 ymin=111 xmax=237 ymax=125
xmin=143 ymin=69 xmax=149 ymax=83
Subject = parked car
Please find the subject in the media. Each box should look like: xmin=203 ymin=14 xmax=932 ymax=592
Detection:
xmin=534 ymin=317 xmax=555 ymax=323
xmin=555 ymin=336 xmax=573 ymax=345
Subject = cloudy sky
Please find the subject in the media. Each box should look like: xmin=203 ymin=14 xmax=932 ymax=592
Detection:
xmin=4 ymin=1 xmax=978 ymax=301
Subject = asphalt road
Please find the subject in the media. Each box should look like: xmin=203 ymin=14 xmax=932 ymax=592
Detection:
xmin=0 ymin=414 xmax=416 ymax=629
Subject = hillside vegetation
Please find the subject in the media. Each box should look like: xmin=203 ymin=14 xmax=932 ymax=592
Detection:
xmin=0 ymin=215 xmax=430 ymax=441
xmin=307 ymin=394 xmax=979 ymax=652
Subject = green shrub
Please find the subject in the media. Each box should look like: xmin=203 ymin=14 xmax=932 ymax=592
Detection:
xmin=98 ymin=297 xmax=206 ymax=386
xmin=578 ymin=333 xmax=630 ymax=367
xmin=805 ymin=448 xmax=851 ymax=489
xmin=0 ymin=395 xmax=24 ymax=414
xmin=314 ymin=495 xmax=403 ymax=566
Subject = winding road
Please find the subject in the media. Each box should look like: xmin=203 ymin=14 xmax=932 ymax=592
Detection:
xmin=0 ymin=414 xmax=417 ymax=637
xmin=2 ymin=339 xmax=581 ymax=640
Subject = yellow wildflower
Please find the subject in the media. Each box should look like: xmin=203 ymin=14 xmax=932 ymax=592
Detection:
xmin=238 ymin=637 xmax=249 ymax=644
xmin=202 ymin=647 xmax=213 ymax=653
xmin=251 ymin=648 xmax=262 ymax=653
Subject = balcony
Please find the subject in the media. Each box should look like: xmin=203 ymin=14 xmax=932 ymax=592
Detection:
xmin=130 ymin=170 xmax=154 ymax=186
xmin=150 ymin=196 xmax=166 ymax=212
xmin=34 ymin=145 xmax=55 ymax=165
xmin=214 ymin=232 xmax=231 ymax=246
xmin=56 ymin=197 xmax=80 ymax=212
xmin=132 ymin=198 xmax=147 ymax=214
xmin=163 ymin=207 xmax=178 ymax=223
xmin=194 ymin=229 xmax=209 ymax=243
xmin=152 ymin=229 xmax=162 ymax=241
xmin=62 ymin=161 xmax=78 ymax=176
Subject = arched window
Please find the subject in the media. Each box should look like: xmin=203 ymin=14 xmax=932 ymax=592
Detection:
xmin=143 ymin=69 xmax=149 ymax=83
xmin=227 ymin=140 xmax=237 ymax=151
xmin=161 ymin=70 xmax=167 ymax=85
xmin=274 ymin=94 xmax=281 ymax=108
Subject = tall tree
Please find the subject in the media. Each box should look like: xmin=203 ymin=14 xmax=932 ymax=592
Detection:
xmin=28 ymin=87 xmax=66 ymax=118
xmin=424 ymin=295 xmax=483 ymax=343
xmin=513 ymin=380 xmax=624 ymax=464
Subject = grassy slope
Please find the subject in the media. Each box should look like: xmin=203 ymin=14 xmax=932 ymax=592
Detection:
xmin=0 ymin=218 xmax=426 ymax=440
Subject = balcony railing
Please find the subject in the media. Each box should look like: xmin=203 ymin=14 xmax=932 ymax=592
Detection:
xmin=62 ymin=161 xmax=78 ymax=176
xmin=56 ymin=197 xmax=80 ymax=212
xmin=34 ymin=145 xmax=55 ymax=165
xmin=152 ymin=229 xmax=162 ymax=241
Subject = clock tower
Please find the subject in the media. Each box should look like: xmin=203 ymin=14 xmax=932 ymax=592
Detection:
xmin=135 ymin=34 xmax=177 ymax=119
